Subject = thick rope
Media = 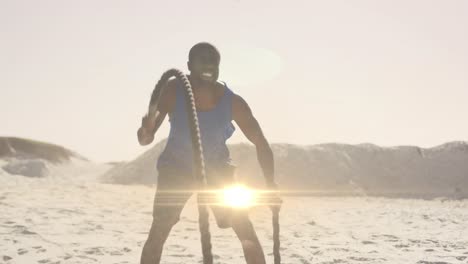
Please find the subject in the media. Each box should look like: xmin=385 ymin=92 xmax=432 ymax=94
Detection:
xmin=272 ymin=208 xmax=281 ymax=264
xmin=149 ymin=69 xmax=213 ymax=264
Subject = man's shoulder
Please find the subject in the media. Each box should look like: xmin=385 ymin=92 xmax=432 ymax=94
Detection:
xmin=165 ymin=78 xmax=179 ymax=95
xmin=230 ymin=92 xmax=247 ymax=106
xmin=231 ymin=92 xmax=252 ymax=119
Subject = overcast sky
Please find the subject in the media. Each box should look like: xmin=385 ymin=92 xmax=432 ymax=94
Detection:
xmin=1 ymin=0 xmax=467 ymax=162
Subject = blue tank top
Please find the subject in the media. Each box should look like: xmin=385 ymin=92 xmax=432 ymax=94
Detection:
xmin=157 ymin=80 xmax=236 ymax=173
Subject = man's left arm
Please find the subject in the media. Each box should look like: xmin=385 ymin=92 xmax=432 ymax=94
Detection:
xmin=232 ymin=94 xmax=276 ymax=187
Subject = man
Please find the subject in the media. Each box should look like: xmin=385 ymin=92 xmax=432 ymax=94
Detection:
xmin=138 ymin=42 xmax=280 ymax=264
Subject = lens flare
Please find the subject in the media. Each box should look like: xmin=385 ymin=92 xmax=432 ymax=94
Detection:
xmin=221 ymin=185 xmax=255 ymax=208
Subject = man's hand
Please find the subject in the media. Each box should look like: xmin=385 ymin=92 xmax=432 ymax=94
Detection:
xmin=137 ymin=114 xmax=156 ymax=145
xmin=141 ymin=114 xmax=156 ymax=130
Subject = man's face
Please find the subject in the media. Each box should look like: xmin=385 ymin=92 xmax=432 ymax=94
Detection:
xmin=188 ymin=48 xmax=220 ymax=83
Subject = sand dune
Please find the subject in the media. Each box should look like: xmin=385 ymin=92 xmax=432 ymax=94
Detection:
xmin=103 ymin=140 xmax=468 ymax=199
xmin=0 ymin=137 xmax=88 ymax=179
xmin=0 ymin=137 xmax=84 ymax=164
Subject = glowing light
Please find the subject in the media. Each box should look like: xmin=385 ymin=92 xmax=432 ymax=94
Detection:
xmin=221 ymin=185 xmax=255 ymax=208
xmin=220 ymin=43 xmax=282 ymax=87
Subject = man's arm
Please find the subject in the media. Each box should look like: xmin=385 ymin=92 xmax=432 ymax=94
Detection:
xmin=232 ymin=94 xmax=276 ymax=186
xmin=137 ymin=80 xmax=176 ymax=146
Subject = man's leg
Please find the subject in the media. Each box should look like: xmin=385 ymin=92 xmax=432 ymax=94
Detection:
xmin=140 ymin=169 xmax=193 ymax=264
xmin=140 ymin=213 xmax=178 ymax=264
xmin=231 ymin=211 xmax=266 ymax=264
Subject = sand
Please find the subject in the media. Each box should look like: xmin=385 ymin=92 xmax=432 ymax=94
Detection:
xmin=1 ymin=163 xmax=468 ymax=264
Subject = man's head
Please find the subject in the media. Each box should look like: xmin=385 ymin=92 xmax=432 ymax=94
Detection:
xmin=187 ymin=42 xmax=220 ymax=83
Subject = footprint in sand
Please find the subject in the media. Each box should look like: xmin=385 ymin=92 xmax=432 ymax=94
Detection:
xmin=21 ymin=229 xmax=36 ymax=235
xmin=311 ymin=250 xmax=323 ymax=256
xmin=3 ymin=255 xmax=13 ymax=262
xmin=373 ymin=234 xmax=400 ymax=242
xmin=170 ymin=244 xmax=186 ymax=249
xmin=17 ymin=248 xmax=28 ymax=255
xmin=76 ymin=255 xmax=98 ymax=261
xmin=123 ymin=247 xmax=132 ymax=252
xmin=58 ymin=208 xmax=83 ymax=215
xmin=348 ymin=256 xmax=373 ymax=261
xmin=317 ymin=259 xmax=346 ymax=264
xmin=13 ymin=225 xmax=37 ymax=235
xmin=394 ymin=243 xmax=410 ymax=248
xmin=289 ymin=253 xmax=311 ymax=264
xmin=83 ymin=247 xmax=105 ymax=255
xmin=59 ymin=254 xmax=73 ymax=260
xmin=416 ymin=261 xmax=451 ymax=264
xmin=32 ymin=246 xmax=47 ymax=253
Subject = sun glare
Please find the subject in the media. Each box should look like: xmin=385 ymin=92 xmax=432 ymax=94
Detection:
xmin=220 ymin=43 xmax=282 ymax=87
xmin=221 ymin=185 xmax=255 ymax=208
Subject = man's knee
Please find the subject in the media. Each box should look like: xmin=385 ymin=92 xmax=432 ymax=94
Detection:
xmin=154 ymin=212 xmax=180 ymax=228
xmin=231 ymin=213 xmax=256 ymax=237
xmin=147 ymin=213 xmax=180 ymax=240
xmin=215 ymin=217 xmax=232 ymax=229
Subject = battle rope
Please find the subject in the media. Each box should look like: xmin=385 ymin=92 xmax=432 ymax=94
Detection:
xmin=272 ymin=207 xmax=281 ymax=264
xmin=149 ymin=68 xmax=281 ymax=264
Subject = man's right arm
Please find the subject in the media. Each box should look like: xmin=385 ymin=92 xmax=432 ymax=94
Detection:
xmin=137 ymin=80 xmax=176 ymax=146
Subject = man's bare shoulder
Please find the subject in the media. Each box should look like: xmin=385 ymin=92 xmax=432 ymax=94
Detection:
xmin=231 ymin=92 xmax=253 ymax=119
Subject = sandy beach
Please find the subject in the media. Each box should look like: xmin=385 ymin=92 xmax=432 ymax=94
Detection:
xmin=1 ymin=165 xmax=467 ymax=264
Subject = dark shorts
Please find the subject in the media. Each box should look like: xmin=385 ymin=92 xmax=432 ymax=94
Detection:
xmin=152 ymin=164 xmax=240 ymax=229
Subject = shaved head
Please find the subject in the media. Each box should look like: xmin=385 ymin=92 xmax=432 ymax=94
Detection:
xmin=188 ymin=42 xmax=220 ymax=63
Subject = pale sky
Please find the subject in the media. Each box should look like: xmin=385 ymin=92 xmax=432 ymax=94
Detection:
xmin=1 ymin=0 xmax=467 ymax=162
